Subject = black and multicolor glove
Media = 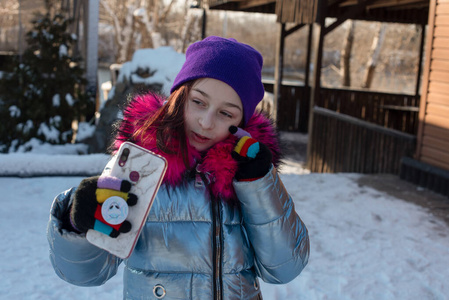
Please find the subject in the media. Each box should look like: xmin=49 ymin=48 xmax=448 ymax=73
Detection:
xmin=69 ymin=175 xmax=138 ymax=238
xmin=229 ymin=125 xmax=272 ymax=181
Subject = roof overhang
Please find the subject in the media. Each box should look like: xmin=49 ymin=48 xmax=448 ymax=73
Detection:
xmin=208 ymin=0 xmax=429 ymax=25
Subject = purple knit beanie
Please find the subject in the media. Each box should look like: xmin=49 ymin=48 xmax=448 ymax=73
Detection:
xmin=170 ymin=36 xmax=265 ymax=126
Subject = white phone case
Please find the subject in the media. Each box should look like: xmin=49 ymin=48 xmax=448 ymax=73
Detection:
xmin=86 ymin=142 xmax=167 ymax=259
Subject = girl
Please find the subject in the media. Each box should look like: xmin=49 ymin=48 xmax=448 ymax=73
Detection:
xmin=47 ymin=36 xmax=309 ymax=300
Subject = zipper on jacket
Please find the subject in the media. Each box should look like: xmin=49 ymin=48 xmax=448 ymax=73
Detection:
xmin=212 ymin=195 xmax=223 ymax=300
xmin=196 ymin=164 xmax=223 ymax=300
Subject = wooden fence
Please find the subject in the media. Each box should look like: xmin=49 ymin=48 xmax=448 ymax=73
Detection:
xmin=308 ymin=107 xmax=416 ymax=174
xmin=261 ymin=84 xmax=419 ymax=135
xmin=262 ymin=82 xmax=309 ymax=133
xmin=318 ymin=88 xmax=420 ymax=135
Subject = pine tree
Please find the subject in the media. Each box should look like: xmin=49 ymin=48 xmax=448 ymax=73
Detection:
xmin=0 ymin=3 xmax=94 ymax=152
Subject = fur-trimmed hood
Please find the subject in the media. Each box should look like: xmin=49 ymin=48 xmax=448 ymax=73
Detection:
xmin=113 ymin=93 xmax=282 ymax=201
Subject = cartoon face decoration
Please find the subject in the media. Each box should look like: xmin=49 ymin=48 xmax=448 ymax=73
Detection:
xmin=101 ymin=196 xmax=129 ymax=225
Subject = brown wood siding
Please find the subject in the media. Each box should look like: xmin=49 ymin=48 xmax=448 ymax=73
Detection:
xmin=421 ymin=147 xmax=449 ymax=169
xmin=416 ymin=0 xmax=449 ymax=171
xmin=275 ymin=0 xmax=318 ymax=23
xmin=423 ymin=135 xmax=449 ymax=151
xmin=424 ymin=114 xmax=449 ymax=129
xmin=421 ymin=155 xmax=449 ymax=170
xmin=427 ymin=92 xmax=448 ymax=105
xmin=421 ymin=123 xmax=449 ymax=170
xmin=429 ymin=70 xmax=449 ymax=83
xmin=439 ymin=3 xmax=449 ymax=14
xmin=430 ymin=56 xmax=449 ymax=69
xmin=423 ymin=123 xmax=449 ymax=139
xmin=426 ymin=102 xmax=449 ymax=117
xmin=432 ymin=36 xmax=449 ymax=48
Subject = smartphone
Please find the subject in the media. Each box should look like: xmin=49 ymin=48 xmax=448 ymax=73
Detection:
xmin=86 ymin=142 xmax=167 ymax=259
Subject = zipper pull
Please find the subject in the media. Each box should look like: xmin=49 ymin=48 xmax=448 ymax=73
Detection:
xmin=195 ymin=173 xmax=204 ymax=188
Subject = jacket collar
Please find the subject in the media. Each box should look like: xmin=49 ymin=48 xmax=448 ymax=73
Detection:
xmin=113 ymin=93 xmax=282 ymax=202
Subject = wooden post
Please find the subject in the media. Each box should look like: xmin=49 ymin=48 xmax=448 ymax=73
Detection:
xmin=201 ymin=7 xmax=207 ymax=40
xmin=273 ymin=22 xmax=286 ymax=123
xmin=299 ymin=24 xmax=314 ymax=133
xmin=83 ymin=0 xmax=99 ymax=99
xmin=416 ymin=0 xmax=437 ymax=159
xmin=307 ymin=19 xmax=325 ymax=169
xmin=304 ymin=24 xmax=313 ymax=89
xmin=415 ymin=23 xmax=426 ymax=98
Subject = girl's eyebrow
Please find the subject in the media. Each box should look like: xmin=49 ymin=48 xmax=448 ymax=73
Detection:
xmin=192 ymin=88 xmax=209 ymax=98
xmin=192 ymin=88 xmax=242 ymax=111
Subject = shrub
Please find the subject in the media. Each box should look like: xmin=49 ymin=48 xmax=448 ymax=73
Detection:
xmin=0 ymin=7 xmax=94 ymax=152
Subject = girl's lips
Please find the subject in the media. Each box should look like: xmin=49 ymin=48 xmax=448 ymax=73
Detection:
xmin=192 ymin=132 xmax=210 ymax=143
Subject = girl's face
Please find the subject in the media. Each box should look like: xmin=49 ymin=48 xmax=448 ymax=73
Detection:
xmin=184 ymin=78 xmax=243 ymax=152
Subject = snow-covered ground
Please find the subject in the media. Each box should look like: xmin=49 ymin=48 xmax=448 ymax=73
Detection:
xmin=1 ymin=143 xmax=448 ymax=300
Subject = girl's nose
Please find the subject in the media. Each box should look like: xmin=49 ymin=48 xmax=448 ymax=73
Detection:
xmin=199 ymin=112 xmax=214 ymax=129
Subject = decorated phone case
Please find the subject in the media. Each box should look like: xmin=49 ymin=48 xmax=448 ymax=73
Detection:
xmin=86 ymin=142 xmax=167 ymax=259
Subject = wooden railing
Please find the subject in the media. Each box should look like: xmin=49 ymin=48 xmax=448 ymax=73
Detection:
xmin=308 ymin=107 xmax=416 ymax=174
xmin=318 ymin=88 xmax=420 ymax=135
xmin=261 ymin=84 xmax=419 ymax=135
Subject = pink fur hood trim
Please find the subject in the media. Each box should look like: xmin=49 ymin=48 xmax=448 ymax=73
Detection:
xmin=113 ymin=93 xmax=282 ymax=201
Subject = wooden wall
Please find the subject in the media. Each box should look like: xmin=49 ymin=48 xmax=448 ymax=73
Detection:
xmin=416 ymin=0 xmax=449 ymax=171
xmin=308 ymin=107 xmax=416 ymax=174
xmin=317 ymin=88 xmax=420 ymax=135
xmin=263 ymin=82 xmax=309 ymax=132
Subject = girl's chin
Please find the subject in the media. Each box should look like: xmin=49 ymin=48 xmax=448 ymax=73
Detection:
xmin=188 ymin=134 xmax=212 ymax=151
xmin=187 ymin=139 xmax=210 ymax=152
xmin=191 ymin=143 xmax=210 ymax=152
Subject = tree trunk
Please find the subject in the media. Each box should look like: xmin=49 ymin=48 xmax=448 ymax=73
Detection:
xmin=362 ymin=23 xmax=387 ymax=89
xmin=341 ymin=20 xmax=355 ymax=87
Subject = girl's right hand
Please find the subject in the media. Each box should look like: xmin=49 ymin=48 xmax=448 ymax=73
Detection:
xmin=70 ymin=175 xmax=138 ymax=238
xmin=229 ymin=126 xmax=272 ymax=181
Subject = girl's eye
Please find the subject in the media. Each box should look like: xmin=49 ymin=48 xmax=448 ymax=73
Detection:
xmin=221 ymin=111 xmax=232 ymax=118
xmin=192 ymin=99 xmax=204 ymax=106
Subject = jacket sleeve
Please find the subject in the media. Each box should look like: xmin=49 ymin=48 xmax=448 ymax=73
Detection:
xmin=233 ymin=166 xmax=310 ymax=284
xmin=47 ymin=188 xmax=122 ymax=286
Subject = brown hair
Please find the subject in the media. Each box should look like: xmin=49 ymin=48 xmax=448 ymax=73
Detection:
xmin=132 ymin=81 xmax=195 ymax=167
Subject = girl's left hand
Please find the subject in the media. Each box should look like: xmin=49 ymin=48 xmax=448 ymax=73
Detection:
xmin=229 ymin=126 xmax=272 ymax=181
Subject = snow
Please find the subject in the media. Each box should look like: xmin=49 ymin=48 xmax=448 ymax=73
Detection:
xmin=75 ymin=122 xmax=96 ymax=142
xmin=37 ymin=116 xmax=63 ymax=143
xmin=16 ymin=120 xmax=33 ymax=136
xmin=9 ymin=105 xmax=20 ymax=118
xmin=59 ymin=44 xmax=68 ymax=57
xmin=116 ymin=47 xmax=185 ymax=96
xmin=37 ymin=123 xmax=58 ymax=143
xmin=52 ymin=94 xmax=60 ymax=107
xmin=65 ymin=94 xmax=74 ymax=106
xmin=133 ymin=7 xmax=146 ymax=17
xmin=1 ymin=144 xmax=448 ymax=299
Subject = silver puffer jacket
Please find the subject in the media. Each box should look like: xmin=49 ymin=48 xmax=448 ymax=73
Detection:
xmin=48 ymin=166 xmax=309 ymax=299
xmin=47 ymin=93 xmax=309 ymax=299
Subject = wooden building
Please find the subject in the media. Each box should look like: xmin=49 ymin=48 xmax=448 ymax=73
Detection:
xmin=401 ymin=0 xmax=449 ymax=196
xmin=208 ymin=0 xmax=449 ymax=197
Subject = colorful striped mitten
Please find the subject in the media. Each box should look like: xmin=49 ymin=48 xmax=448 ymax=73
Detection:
xmin=229 ymin=126 xmax=272 ymax=181
xmin=70 ymin=175 xmax=138 ymax=238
